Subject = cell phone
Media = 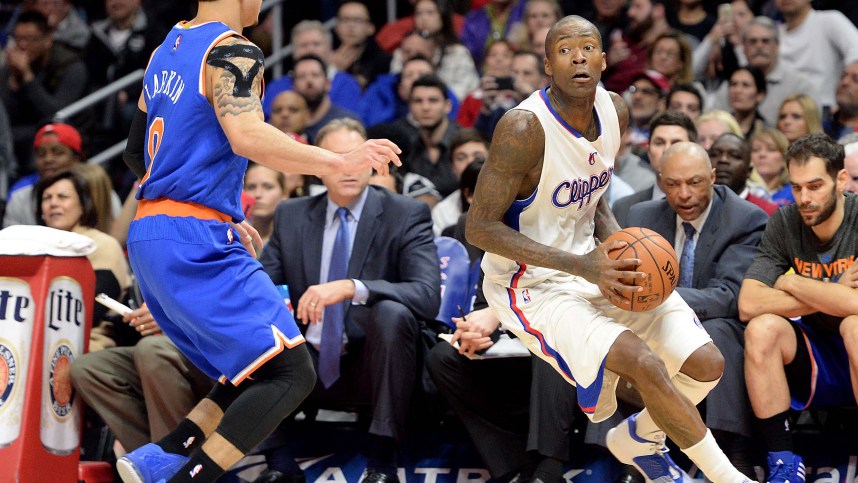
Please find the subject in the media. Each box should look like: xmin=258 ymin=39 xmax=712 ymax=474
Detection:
xmin=718 ymin=3 xmax=733 ymax=23
xmin=495 ymin=76 xmax=515 ymax=91
xmin=95 ymin=293 xmax=133 ymax=316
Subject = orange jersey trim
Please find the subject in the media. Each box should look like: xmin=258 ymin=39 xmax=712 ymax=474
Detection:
xmin=135 ymin=198 xmax=231 ymax=222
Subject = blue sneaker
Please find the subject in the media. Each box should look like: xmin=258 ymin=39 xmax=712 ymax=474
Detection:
xmin=767 ymin=451 xmax=805 ymax=483
xmin=117 ymin=443 xmax=190 ymax=483
xmin=606 ymin=413 xmax=693 ymax=482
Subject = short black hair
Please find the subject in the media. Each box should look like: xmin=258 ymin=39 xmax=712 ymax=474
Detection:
xmin=16 ymin=11 xmax=51 ymax=34
xmin=410 ymin=74 xmax=449 ymax=100
xmin=731 ymin=65 xmax=767 ymax=96
xmin=786 ymin=133 xmax=845 ymax=180
xmin=649 ymin=111 xmax=697 ymax=143
xmin=293 ymin=54 xmax=327 ymax=74
xmin=667 ymin=83 xmax=703 ymax=111
xmin=460 ymin=158 xmax=485 ymax=211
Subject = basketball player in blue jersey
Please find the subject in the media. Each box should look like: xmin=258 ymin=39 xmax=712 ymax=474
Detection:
xmin=466 ymin=16 xmax=752 ymax=483
xmin=114 ymin=1 xmax=401 ymax=482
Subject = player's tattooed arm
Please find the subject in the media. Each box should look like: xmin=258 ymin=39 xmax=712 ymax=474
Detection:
xmin=207 ymin=37 xmax=265 ymax=118
xmin=610 ymin=91 xmax=629 ymax=137
xmin=594 ymin=195 xmax=621 ymax=242
xmin=466 ymin=110 xmax=581 ymax=274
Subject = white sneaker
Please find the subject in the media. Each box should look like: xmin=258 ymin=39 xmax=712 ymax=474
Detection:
xmin=606 ymin=413 xmax=693 ymax=483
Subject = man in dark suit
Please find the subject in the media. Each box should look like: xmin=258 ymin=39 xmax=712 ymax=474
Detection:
xmin=612 ymin=111 xmax=697 ymax=227
xmin=257 ymin=118 xmax=441 ymax=483
xmin=626 ymin=142 xmax=768 ymax=476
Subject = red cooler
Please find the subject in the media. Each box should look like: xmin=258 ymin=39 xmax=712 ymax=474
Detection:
xmin=0 ymin=253 xmax=94 ymax=483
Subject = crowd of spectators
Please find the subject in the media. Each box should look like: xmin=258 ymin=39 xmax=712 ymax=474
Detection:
xmin=2 ymin=0 xmax=858 ymax=482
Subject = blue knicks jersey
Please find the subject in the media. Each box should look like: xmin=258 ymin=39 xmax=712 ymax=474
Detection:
xmin=138 ymin=22 xmax=247 ymax=221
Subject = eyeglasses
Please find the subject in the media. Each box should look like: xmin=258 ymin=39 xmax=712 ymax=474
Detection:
xmin=627 ymin=85 xmax=661 ymax=97
xmin=12 ymin=34 xmax=45 ymax=44
xmin=744 ymin=37 xmax=775 ymax=46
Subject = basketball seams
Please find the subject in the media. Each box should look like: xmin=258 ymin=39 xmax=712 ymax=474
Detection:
xmin=634 ymin=236 xmax=667 ymax=311
xmin=605 ymin=227 xmax=678 ymax=312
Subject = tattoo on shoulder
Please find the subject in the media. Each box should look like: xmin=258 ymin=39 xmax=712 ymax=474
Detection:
xmin=208 ymin=39 xmax=265 ymax=116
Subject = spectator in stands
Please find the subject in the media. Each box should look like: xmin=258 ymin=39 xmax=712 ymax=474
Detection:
xmin=391 ymin=27 xmax=478 ymax=103
xmin=666 ymin=0 xmax=714 ymax=44
xmin=35 ymin=168 xmax=130 ymax=350
xmin=613 ymin=128 xmax=656 ymax=193
xmin=456 ymin=39 xmax=514 ymax=128
xmin=625 ymin=69 xmax=670 ymax=153
xmin=431 ymin=128 xmax=487 ymax=235
xmin=244 ymin=163 xmax=289 ymax=251
xmin=666 ymin=83 xmax=703 ymax=122
xmin=748 ymin=127 xmax=794 ymax=207
xmin=613 ymin=110 xmax=697 ymax=226
xmin=3 ymin=123 xmax=82 ymax=228
xmin=459 ymin=0 xmax=526 ymax=66
xmin=257 ymin=119 xmax=440 ymax=483
xmin=261 ymin=20 xmax=362 ymax=119
xmin=292 ymin=55 xmax=361 ymax=143
xmin=695 ymin=109 xmax=742 ymax=151
xmin=710 ymin=132 xmax=778 ymax=215
xmin=739 ymin=133 xmax=858 ymax=483
xmin=602 ymin=0 xmax=670 ymax=94
xmin=507 ymin=0 xmax=561 ymax=51
xmin=362 ymin=55 xmax=438 ymax=128
xmin=646 ymin=30 xmax=693 ymax=88
xmin=374 ymin=0 xmax=465 ymax=53
xmin=690 ymin=0 xmax=752 ymax=105
xmin=774 ymin=0 xmax=858 ymax=111
xmin=590 ymin=0 xmax=627 ymax=52
xmin=331 ymin=1 xmax=390 ymax=90
xmin=776 ymin=94 xmax=823 ymax=145
xmin=0 ymin=11 xmax=87 ymax=171
xmin=85 ymin=0 xmax=166 ymax=137
xmin=269 ymin=91 xmax=310 ymax=143
xmin=841 ymin=134 xmax=858 ymax=195
xmin=474 ymin=49 xmax=547 ymax=140
xmin=825 ymin=61 xmax=858 ymax=141
xmin=72 ymin=162 xmax=121 ymax=234
xmin=727 ymin=65 xmax=766 ymax=139
xmin=727 ymin=16 xmax=813 ymax=127
xmin=32 ymin=0 xmax=89 ymax=52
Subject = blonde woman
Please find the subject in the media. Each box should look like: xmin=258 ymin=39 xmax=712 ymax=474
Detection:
xmin=243 ymin=163 xmax=289 ymax=251
xmin=776 ymin=94 xmax=823 ymax=143
xmin=508 ymin=0 xmax=562 ymax=51
xmin=748 ymin=127 xmax=794 ymax=206
xmin=695 ymin=109 xmax=743 ymax=150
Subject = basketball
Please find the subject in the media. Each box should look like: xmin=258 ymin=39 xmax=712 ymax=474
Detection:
xmin=604 ymin=227 xmax=679 ymax=312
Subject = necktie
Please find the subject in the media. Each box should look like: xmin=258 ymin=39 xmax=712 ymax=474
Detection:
xmin=319 ymin=207 xmax=350 ymax=388
xmin=679 ymin=222 xmax=695 ymax=288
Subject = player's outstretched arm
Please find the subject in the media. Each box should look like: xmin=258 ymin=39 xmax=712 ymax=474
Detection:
xmin=207 ymin=37 xmax=400 ymax=176
xmin=465 ymin=109 xmax=642 ymax=303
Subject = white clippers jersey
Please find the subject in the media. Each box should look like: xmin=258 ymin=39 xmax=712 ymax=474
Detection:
xmin=482 ymin=86 xmax=621 ymax=288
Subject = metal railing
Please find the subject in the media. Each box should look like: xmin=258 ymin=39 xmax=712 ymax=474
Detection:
xmin=53 ymin=0 xmax=295 ymax=164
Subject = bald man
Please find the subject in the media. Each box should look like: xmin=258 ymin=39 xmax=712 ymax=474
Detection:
xmin=626 ymin=142 xmax=769 ymax=476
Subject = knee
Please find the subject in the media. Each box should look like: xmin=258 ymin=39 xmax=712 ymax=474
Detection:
xmin=683 ymin=343 xmax=725 ymax=382
xmin=368 ymin=300 xmax=419 ymax=342
xmin=426 ymin=342 xmax=459 ymax=384
xmin=840 ymin=315 xmax=858 ymax=351
xmin=70 ymin=352 xmax=103 ymax=391
xmin=744 ymin=313 xmax=788 ymax=356
xmin=623 ymin=347 xmax=671 ymax=389
xmin=133 ymin=336 xmax=177 ymax=372
xmin=290 ymin=345 xmax=317 ymax=401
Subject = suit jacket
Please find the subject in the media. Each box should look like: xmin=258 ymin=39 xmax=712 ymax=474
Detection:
xmin=627 ymin=185 xmax=767 ymax=321
xmin=613 ymin=186 xmax=654 ymax=228
xmin=260 ymin=186 xmax=441 ymax=339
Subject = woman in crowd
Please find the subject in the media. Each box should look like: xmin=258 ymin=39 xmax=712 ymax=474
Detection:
xmin=457 ymin=39 xmax=515 ymax=127
xmin=748 ymin=127 xmax=794 ymax=206
xmin=695 ymin=109 xmax=743 ymax=151
xmin=776 ymin=93 xmax=823 ymax=144
xmin=243 ymin=163 xmax=290 ymax=251
xmin=728 ymin=65 xmax=767 ymax=139
xmin=507 ymin=0 xmax=562 ymax=51
xmin=36 ymin=169 xmax=132 ymax=350
xmin=647 ymin=30 xmax=694 ymax=88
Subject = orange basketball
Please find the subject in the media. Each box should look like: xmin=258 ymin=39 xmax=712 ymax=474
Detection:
xmin=604 ymin=227 xmax=679 ymax=312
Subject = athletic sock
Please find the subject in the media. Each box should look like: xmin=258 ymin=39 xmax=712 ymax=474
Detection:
xmin=265 ymin=445 xmax=304 ymax=474
xmin=631 ymin=409 xmax=663 ymax=440
xmin=756 ymin=410 xmax=793 ymax=453
xmin=366 ymin=435 xmax=397 ymax=476
xmin=168 ymin=450 xmax=224 ymax=482
xmin=157 ymin=419 xmax=205 ymax=457
xmin=682 ymin=429 xmax=750 ymax=483
xmin=531 ymin=455 xmax=563 ymax=482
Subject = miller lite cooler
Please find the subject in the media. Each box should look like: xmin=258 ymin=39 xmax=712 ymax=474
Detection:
xmin=0 ymin=226 xmax=95 ymax=483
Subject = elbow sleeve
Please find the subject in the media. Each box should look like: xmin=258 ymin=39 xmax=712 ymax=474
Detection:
xmin=123 ymin=107 xmax=147 ymax=180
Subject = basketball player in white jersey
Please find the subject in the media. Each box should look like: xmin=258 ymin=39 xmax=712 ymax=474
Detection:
xmin=466 ymin=16 xmax=752 ymax=483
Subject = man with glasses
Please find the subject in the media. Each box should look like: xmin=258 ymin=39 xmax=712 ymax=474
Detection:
xmin=625 ymin=70 xmax=669 ymax=154
xmin=0 ymin=10 xmax=87 ymax=176
xmin=714 ymin=16 xmax=812 ymax=126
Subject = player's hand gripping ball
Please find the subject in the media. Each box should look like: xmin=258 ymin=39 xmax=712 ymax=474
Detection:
xmin=605 ymin=227 xmax=679 ymax=312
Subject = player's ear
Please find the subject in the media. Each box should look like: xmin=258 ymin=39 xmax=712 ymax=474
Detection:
xmin=836 ymin=168 xmax=849 ymax=192
xmin=544 ymin=57 xmax=552 ymax=77
xmin=601 ymin=52 xmax=606 ymax=72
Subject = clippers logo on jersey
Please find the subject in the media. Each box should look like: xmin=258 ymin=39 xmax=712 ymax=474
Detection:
xmin=551 ymin=167 xmax=614 ymax=210
xmin=173 ymin=34 xmax=182 ymax=51
xmin=588 ymin=152 xmax=597 ymax=165
xmin=0 ymin=343 xmax=17 ymax=409
xmin=48 ymin=344 xmax=75 ymax=418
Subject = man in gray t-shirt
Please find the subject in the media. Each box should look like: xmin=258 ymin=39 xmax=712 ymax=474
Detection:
xmin=738 ymin=134 xmax=858 ymax=483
